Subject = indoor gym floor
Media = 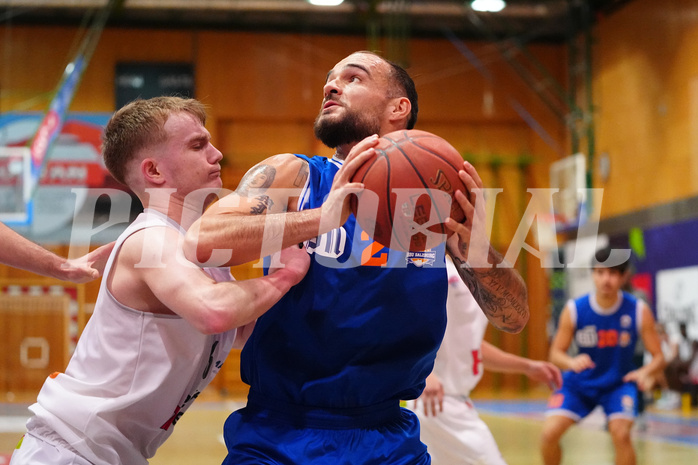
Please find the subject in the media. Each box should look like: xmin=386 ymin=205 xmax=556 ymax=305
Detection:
xmin=1 ymin=392 xmax=697 ymax=464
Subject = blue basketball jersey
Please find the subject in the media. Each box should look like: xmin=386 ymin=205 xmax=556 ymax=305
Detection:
xmin=239 ymin=154 xmax=448 ymax=409
xmin=563 ymin=291 xmax=641 ymax=390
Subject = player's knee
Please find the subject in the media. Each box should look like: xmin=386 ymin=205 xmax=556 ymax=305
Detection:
xmin=539 ymin=425 xmax=560 ymax=445
xmin=608 ymin=422 xmax=632 ymax=444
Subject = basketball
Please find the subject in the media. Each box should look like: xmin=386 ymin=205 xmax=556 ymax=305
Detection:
xmin=350 ymin=129 xmax=467 ymax=252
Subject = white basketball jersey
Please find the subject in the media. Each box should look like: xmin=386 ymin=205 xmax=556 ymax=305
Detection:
xmin=431 ymin=257 xmax=488 ymax=397
xmin=27 ymin=209 xmax=237 ymax=465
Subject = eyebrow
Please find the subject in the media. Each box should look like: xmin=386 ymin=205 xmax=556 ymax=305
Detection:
xmin=325 ymin=63 xmax=371 ymax=82
xmin=186 ymin=132 xmax=210 ymax=145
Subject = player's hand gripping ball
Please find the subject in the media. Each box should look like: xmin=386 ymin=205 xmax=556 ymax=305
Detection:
xmin=350 ymin=129 xmax=466 ymax=252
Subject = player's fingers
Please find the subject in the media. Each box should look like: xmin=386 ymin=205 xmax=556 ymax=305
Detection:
xmin=458 ymin=170 xmax=477 ymax=198
xmin=452 ymin=189 xmax=475 ymax=219
xmin=345 ymin=145 xmax=377 ymax=167
xmin=339 ymin=183 xmax=365 ymax=194
xmin=458 ymin=167 xmax=481 ymax=200
xmin=463 ymin=161 xmax=484 ymax=188
xmin=552 ymin=369 xmax=563 ymax=389
xmin=444 ymin=217 xmax=467 ymax=236
xmin=430 ymin=397 xmax=438 ymax=416
xmin=337 ymin=148 xmax=376 ymax=182
xmin=345 ymin=134 xmax=379 ymax=162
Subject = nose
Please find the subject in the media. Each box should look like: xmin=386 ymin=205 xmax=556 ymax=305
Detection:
xmin=210 ymin=144 xmax=223 ymax=164
xmin=323 ymin=78 xmax=340 ymax=98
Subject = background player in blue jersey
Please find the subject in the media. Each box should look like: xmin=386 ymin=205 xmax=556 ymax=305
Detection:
xmin=184 ymin=51 xmax=529 ymax=464
xmin=540 ymin=245 xmax=665 ymax=465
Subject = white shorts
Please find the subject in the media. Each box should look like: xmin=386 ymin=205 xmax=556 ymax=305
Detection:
xmin=411 ymin=395 xmax=507 ymax=465
xmin=9 ymin=433 xmax=92 ymax=465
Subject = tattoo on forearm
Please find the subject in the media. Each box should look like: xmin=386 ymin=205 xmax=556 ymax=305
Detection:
xmin=294 ymin=162 xmax=309 ymax=188
xmin=250 ymin=195 xmax=274 ymax=215
xmin=236 ymin=164 xmax=276 ymax=195
xmin=449 ymin=254 xmax=528 ymax=332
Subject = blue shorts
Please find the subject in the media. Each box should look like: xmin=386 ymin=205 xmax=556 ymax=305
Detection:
xmin=545 ymin=381 xmax=637 ymax=422
xmin=221 ymin=392 xmax=430 ymax=465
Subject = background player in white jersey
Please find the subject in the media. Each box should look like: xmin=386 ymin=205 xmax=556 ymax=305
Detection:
xmin=410 ymin=256 xmax=561 ymax=464
xmin=10 ymin=96 xmax=309 ymax=465
xmin=0 ymin=221 xmax=113 ymax=282
xmin=540 ymin=246 xmax=664 ymax=465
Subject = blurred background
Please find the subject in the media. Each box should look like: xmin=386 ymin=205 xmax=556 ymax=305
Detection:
xmin=1 ymin=2 xmax=697 ymax=458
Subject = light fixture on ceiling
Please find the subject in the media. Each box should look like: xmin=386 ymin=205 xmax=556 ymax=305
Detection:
xmin=470 ymin=0 xmax=507 ymax=13
xmin=308 ymin=0 xmax=345 ymax=6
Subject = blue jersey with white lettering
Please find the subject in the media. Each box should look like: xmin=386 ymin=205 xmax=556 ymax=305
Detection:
xmin=239 ymin=154 xmax=448 ymax=408
xmin=564 ymin=291 xmax=641 ymax=390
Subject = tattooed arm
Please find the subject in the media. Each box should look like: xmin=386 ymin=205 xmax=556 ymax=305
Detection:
xmin=183 ymin=138 xmax=377 ymax=267
xmin=183 ymin=154 xmax=316 ymax=266
xmin=444 ymin=161 xmax=529 ymax=333
xmin=447 ymin=248 xmax=529 ymax=333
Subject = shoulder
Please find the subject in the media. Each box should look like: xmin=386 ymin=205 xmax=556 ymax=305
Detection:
xmin=118 ymin=225 xmax=180 ymax=266
xmin=570 ymin=295 xmax=587 ymax=313
xmin=237 ymin=153 xmax=309 ymax=192
xmin=252 ymin=153 xmax=307 ymax=172
xmin=622 ymin=290 xmax=639 ymax=305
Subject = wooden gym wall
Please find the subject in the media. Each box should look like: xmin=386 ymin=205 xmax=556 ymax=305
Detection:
xmin=0 ymin=24 xmax=567 ymax=395
xmin=592 ymin=0 xmax=698 ymax=218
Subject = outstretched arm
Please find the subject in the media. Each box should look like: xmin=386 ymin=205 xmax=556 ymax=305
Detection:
xmin=0 ymin=222 xmax=113 ymax=283
xmin=481 ymin=341 xmax=562 ymax=390
xmin=445 ymin=162 xmax=529 ymax=333
xmin=184 ymin=136 xmax=378 ymax=267
xmin=111 ymin=226 xmax=310 ymax=335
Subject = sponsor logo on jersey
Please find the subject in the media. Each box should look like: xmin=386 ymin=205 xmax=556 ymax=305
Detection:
xmin=407 ymin=249 xmax=437 ymax=267
xmin=575 ymin=325 xmax=598 ymax=347
xmin=619 ymin=331 xmax=632 ymax=347
xmin=620 ymin=314 xmax=632 ymax=328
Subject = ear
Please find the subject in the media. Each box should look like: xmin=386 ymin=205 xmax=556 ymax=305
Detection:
xmin=141 ymin=158 xmax=166 ymax=186
xmin=387 ymin=96 xmax=411 ymax=125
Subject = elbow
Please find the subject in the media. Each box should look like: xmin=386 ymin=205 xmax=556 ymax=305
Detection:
xmin=183 ymin=223 xmax=229 ymax=267
xmin=182 ymin=223 xmax=206 ymax=264
xmin=195 ymin=304 xmax=240 ymax=335
xmin=512 ymin=315 xmax=529 ymax=334
xmin=494 ymin=302 xmax=529 ymax=334
xmin=509 ymin=282 xmax=531 ymax=334
xmin=515 ymin=303 xmax=530 ymax=333
xmin=184 ymin=220 xmax=249 ymax=267
xmin=502 ymin=313 xmax=528 ymax=334
xmin=189 ymin=289 xmax=239 ymax=334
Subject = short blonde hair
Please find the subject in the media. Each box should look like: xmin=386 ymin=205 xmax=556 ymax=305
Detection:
xmin=102 ymin=96 xmax=207 ymax=185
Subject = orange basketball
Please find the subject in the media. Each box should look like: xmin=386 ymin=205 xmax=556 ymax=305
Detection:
xmin=350 ymin=129 xmax=466 ymax=252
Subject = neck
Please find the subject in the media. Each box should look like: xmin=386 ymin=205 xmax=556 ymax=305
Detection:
xmin=595 ymin=290 xmax=620 ymax=309
xmin=333 ymin=142 xmax=356 ymax=161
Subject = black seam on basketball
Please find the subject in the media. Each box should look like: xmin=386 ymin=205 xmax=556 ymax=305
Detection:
xmin=395 ymin=141 xmax=459 ymax=242
xmin=355 ymin=154 xmax=381 ymax=183
xmin=411 ymin=140 xmax=463 ymax=172
xmin=377 ymin=139 xmax=403 ymax=248
xmin=387 ymin=144 xmax=448 ymax=249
